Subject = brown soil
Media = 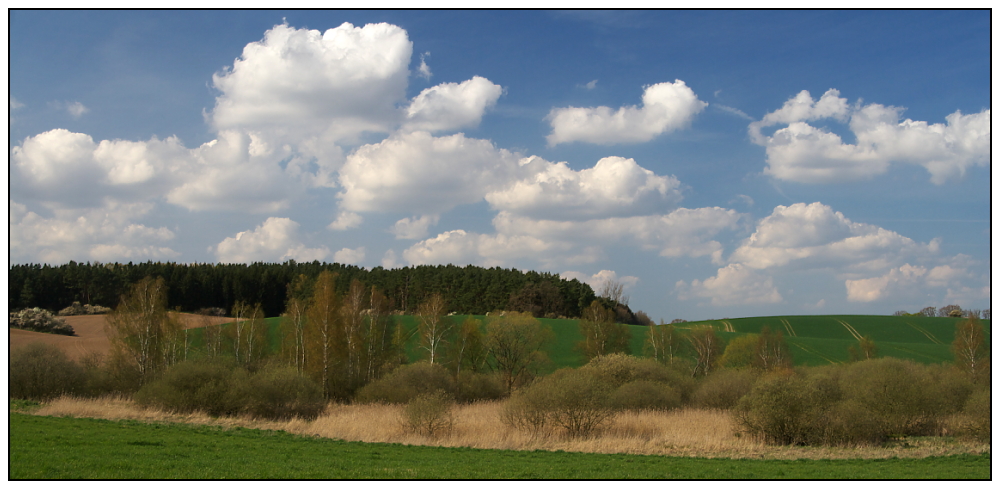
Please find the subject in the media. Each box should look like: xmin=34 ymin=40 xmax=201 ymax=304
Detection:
xmin=9 ymin=314 xmax=234 ymax=361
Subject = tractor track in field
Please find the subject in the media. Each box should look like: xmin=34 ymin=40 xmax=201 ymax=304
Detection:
xmin=906 ymin=322 xmax=945 ymax=345
xmin=787 ymin=339 xmax=839 ymax=364
xmin=780 ymin=319 xmax=797 ymax=337
xmin=836 ymin=319 xmax=863 ymax=341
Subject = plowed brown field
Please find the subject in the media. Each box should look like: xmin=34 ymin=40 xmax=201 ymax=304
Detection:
xmin=9 ymin=314 xmax=233 ymax=361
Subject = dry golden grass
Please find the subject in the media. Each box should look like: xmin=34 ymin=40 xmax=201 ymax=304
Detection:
xmin=30 ymin=396 xmax=989 ymax=460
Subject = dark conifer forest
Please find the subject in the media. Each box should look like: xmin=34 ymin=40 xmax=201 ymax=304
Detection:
xmin=9 ymin=261 xmax=598 ymax=319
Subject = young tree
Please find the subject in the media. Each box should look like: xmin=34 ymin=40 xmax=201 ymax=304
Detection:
xmin=360 ymin=285 xmax=400 ymax=384
xmin=340 ymin=279 xmax=368 ymax=385
xmin=720 ymin=334 xmax=759 ymax=369
xmin=447 ymin=316 xmax=488 ymax=379
xmin=305 ymin=271 xmax=341 ymax=398
xmin=687 ymin=326 xmax=722 ymax=377
xmin=281 ymin=274 xmax=311 ymax=373
xmin=952 ymin=318 xmax=988 ymax=383
xmin=416 ymin=293 xmax=453 ymax=365
xmin=105 ymin=276 xmax=182 ymax=381
xmin=754 ymin=326 xmax=792 ymax=371
xmin=485 ymin=312 xmax=553 ymax=394
xmin=848 ymin=335 xmax=879 ymax=362
xmin=229 ymin=301 xmax=267 ymax=368
xmin=577 ymin=300 xmax=631 ymax=361
xmin=644 ymin=323 xmax=683 ymax=366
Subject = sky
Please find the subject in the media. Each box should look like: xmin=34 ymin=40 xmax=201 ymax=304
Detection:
xmin=8 ymin=10 xmax=993 ymax=322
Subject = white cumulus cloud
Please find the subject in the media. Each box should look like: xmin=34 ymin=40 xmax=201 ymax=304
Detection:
xmin=729 ymin=202 xmax=934 ymax=272
xmin=676 ymin=263 xmax=783 ymax=306
xmin=337 ymin=131 xmax=520 ymax=214
xmin=209 ymin=22 xmax=412 ymax=144
xmin=546 ymin=80 xmax=707 ymax=145
xmin=214 ymin=217 xmax=329 ymax=263
xmin=10 ymin=200 xmax=179 ymax=264
xmin=391 ymin=214 xmax=440 ymax=240
xmin=403 ymin=76 xmax=503 ymax=133
xmin=333 ymin=246 xmax=366 ymax=265
xmin=328 ymin=210 xmax=364 ymax=231
xmin=751 ymin=89 xmax=990 ymax=184
xmin=485 ymin=156 xmax=683 ymax=220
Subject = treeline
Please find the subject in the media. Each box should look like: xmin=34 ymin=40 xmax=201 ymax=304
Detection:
xmin=8 ymin=261 xmax=598 ymax=319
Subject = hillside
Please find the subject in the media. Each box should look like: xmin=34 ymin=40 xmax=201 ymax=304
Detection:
xmin=17 ymin=313 xmax=987 ymax=369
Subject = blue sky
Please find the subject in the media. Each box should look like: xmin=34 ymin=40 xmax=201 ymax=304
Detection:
xmin=9 ymin=10 xmax=992 ymax=321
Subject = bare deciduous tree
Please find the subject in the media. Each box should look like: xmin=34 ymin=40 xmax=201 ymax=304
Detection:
xmin=952 ymin=318 xmax=988 ymax=383
xmin=105 ymin=276 xmax=181 ymax=380
xmin=485 ymin=312 xmax=553 ymax=394
xmin=417 ymin=293 xmax=453 ymax=365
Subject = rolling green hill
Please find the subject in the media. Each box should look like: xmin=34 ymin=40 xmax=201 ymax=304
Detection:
xmin=187 ymin=314 xmax=988 ymax=369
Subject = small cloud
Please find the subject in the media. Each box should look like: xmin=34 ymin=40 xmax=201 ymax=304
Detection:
xmin=729 ymin=194 xmax=754 ymax=207
xmin=577 ymin=79 xmax=598 ymax=90
xmin=66 ymin=101 xmax=89 ymax=119
xmin=417 ymin=52 xmax=432 ymax=80
xmin=10 ymin=96 xmax=25 ymax=110
xmin=334 ymin=246 xmax=366 ymax=265
xmin=328 ymin=210 xmax=363 ymax=231
xmin=391 ymin=214 xmax=439 ymax=240
xmin=713 ymin=103 xmax=753 ymax=121
xmin=382 ymin=249 xmax=400 ymax=269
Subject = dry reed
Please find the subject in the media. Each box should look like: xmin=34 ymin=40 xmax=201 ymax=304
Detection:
xmin=30 ymin=396 xmax=989 ymax=460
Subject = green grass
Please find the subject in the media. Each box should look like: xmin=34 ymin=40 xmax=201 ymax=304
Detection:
xmin=10 ymin=414 xmax=990 ymax=479
xmin=184 ymin=314 xmax=988 ymax=369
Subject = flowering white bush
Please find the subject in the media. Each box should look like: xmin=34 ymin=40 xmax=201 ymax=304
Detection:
xmin=9 ymin=308 xmax=76 ymax=336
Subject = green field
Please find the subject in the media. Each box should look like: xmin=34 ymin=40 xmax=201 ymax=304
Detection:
xmin=9 ymin=414 xmax=989 ymax=479
xmin=187 ymin=314 xmax=988 ymax=369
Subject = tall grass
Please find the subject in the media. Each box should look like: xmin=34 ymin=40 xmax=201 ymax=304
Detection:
xmin=31 ymin=396 xmax=988 ymax=460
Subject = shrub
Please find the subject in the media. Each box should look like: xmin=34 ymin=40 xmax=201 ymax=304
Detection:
xmin=403 ymin=390 xmax=455 ymax=437
xmin=949 ymin=388 xmax=990 ymax=442
xmin=500 ymin=394 xmax=549 ymax=435
xmin=838 ymin=358 xmax=947 ymax=436
xmin=734 ymin=374 xmax=820 ymax=445
xmin=582 ymin=353 xmax=696 ymax=401
xmin=9 ymin=343 xmax=86 ymax=401
xmin=58 ymin=302 xmax=112 ymax=316
xmin=455 ymin=371 xmax=505 ymax=403
xmin=354 ymin=362 xmax=454 ymax=404
xmin=134 ymin=359 xmax=247 ymax=417
xmin=690 ymin=368 xmax=758 ymax=409
xmin=245 ymin=365 xmax=325 ymax=420
xmin=610 ymin=380 xmax=681 ymax=411
xmin=9 ymin=308 xmax=75 ymax=336
xmin=504 ymin=368 xmax=618 ymax=437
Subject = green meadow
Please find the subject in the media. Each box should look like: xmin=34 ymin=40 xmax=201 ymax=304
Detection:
xmin=188 ymin=314 xmax=987 ymax=369
xmin=10 ymin=414 xmax=989 ymax=479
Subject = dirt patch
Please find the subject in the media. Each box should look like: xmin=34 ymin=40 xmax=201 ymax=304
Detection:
xmin=9 ymin=314 xmax=234 ymax=362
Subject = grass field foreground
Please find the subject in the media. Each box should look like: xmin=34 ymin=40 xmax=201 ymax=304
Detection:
xmin=9 ymin=413 xmax=990 ymax=479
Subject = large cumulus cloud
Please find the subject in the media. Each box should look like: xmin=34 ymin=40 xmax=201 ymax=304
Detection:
xmin=751 ymin=89 xmax=990 ymax=184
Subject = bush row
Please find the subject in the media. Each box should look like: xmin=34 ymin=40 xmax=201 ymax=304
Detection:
xmin=734 ymin=358 xmax=989 ymax=445
xmin=9 ymin=308 xmax=75 ymax=336
xmin=10 ymin=344 xmax=990 ymax=444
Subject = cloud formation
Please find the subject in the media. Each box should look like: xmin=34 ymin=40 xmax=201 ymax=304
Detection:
xmin=676 ymin=264 xmax=783 ymax=306
xmin=214 ymin=217 xmax=329 ymax=263
xmin=337 ymin=131 xmax=519 ymax=214
xmin=403 ymin=76 xmax=503 ymax=133
xmin=10 ymin=200 xmax=179 ymax=264
xmin=751 ymin=89 xmax=990 ymax=184
xmin=485 ymin=156 xmax=683 ymax=220
xmin=210 ymin=22 xmax=412 ymax=144
xmin=546 ymin=80 xmax=707 ymax=145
